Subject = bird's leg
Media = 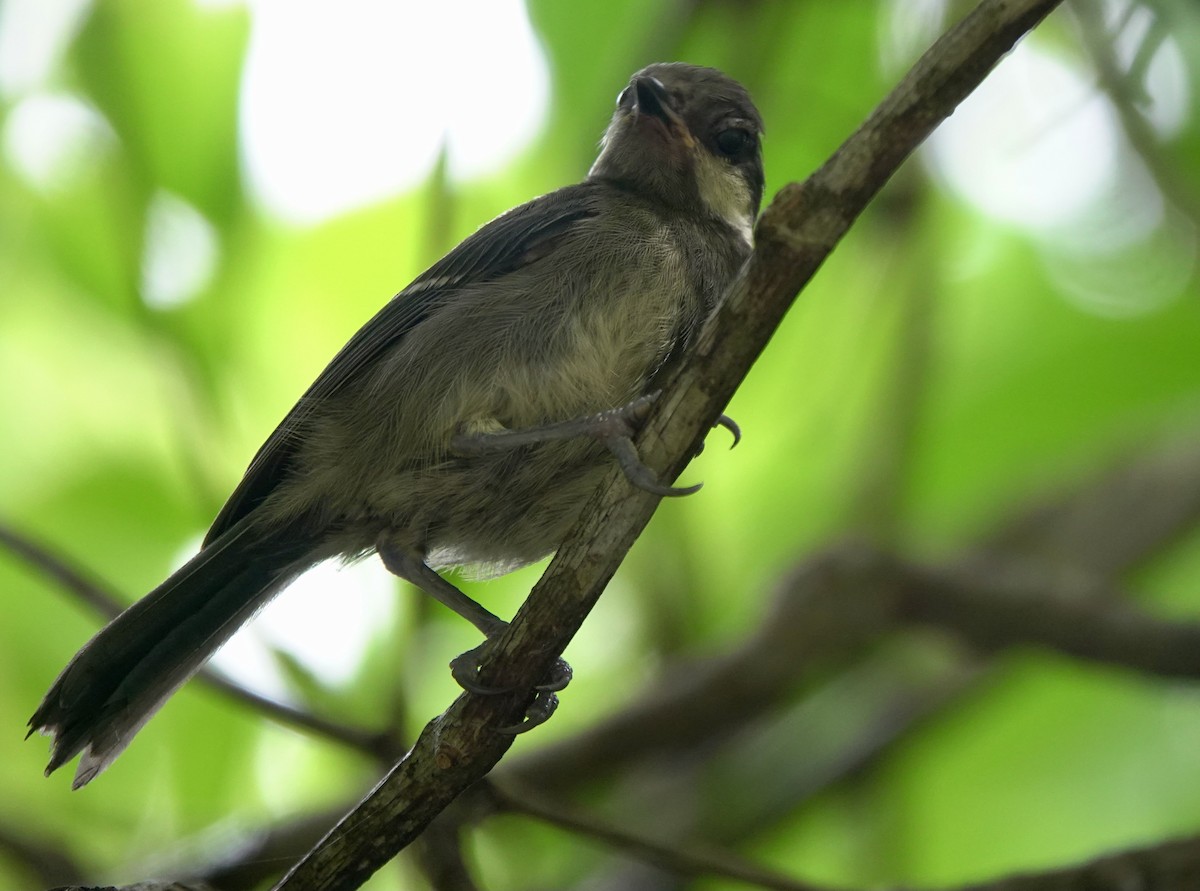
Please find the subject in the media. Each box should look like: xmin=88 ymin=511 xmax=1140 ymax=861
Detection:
xmin=377 ymin=541 xmax=505 ymax=636
xmin=452 ymin=392 xmax=740 ymax=497
xmin=376 ymin=539 xmax=569 ymax=732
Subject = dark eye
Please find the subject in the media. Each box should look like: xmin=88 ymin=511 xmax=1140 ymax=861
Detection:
xmin=616 ymin=87 xmax=632 ymax=108
xmin=715 ymin=127 xmax=753 ymax=159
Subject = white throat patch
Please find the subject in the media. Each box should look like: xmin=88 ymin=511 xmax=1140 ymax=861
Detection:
xmin=693 ymin=150 xmax=754 ymax=248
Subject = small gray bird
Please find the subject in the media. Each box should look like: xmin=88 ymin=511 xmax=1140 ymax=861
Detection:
xmin=30 ymin=62 xmax=765 ymax=787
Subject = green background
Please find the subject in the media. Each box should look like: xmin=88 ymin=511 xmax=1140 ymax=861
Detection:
xmin=2 ymin=0 xmax=1200 ymax=888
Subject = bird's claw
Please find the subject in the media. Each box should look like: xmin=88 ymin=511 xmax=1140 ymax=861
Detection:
xmin=593 ymin=391 xmax=703 ymax=497
xmin=449 ymin=644 xmax=571 ymax=733
xmin=448 ymin=391 xmax=709 ymax=497
xmin=499 ymin=690 xmax=559 ymax=734
xmin=603 ymin=434 xmax=701 ymax=497
xmin=449 ymin=644 xmax=509 ymax=695
xmin=694 ymin=413 xmax=742 ymax=458
xmin=716 ymin=413 xmax=741 ymax=448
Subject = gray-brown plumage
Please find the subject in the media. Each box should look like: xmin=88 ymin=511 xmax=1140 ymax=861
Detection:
xmin=30 ymin=62 xmax=765 ymax=787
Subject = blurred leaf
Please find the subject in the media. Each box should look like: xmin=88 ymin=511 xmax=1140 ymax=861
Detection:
xmin=70 ymin=0 xmax=248 ymax=224
xmin=271 ymin=647 xmax=336 ymax=714
xmin=2 ymin=2 xmax=1200 ymax=888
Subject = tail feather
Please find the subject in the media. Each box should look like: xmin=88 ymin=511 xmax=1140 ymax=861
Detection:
xmin=29 ymin=521 xmax=315 ymax=788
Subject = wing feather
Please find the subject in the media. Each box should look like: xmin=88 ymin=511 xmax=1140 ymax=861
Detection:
xmin=204 ymin=184 xmax=601 ymax=545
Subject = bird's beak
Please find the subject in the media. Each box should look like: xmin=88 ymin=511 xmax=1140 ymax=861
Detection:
xmin=589 ymin=72 xmax=696 ymax=181
xmin=631 ymin=76 xmax=691 ymax=147
xmin=633 ymin=76 xmax=672 ymax=122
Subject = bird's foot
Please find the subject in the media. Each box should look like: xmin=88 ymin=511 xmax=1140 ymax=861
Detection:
xmin=452 ymin=392 xmax=730 ymax=497
xmin=449 ymin=640 xmax=572 ymax=734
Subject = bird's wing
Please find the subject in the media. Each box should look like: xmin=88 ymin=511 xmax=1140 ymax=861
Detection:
xmin=203 ymin=185 xmax=602 ymax=545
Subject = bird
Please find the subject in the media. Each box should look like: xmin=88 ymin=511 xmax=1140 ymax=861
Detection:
xmin=30 ymin=62 xmax=766 ymax=788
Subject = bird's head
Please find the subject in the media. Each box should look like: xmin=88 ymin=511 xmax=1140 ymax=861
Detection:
xmin=589 ymin=63 xmax=765 ymax=245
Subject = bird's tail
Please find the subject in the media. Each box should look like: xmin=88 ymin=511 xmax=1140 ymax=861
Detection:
xmin=29 ymin=519 xmax=315 ymax=788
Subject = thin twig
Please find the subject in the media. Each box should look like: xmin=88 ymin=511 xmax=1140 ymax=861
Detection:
xmin=488 ymin=780 xmax=832 ymax=891
xmin=1072 ymin=0 xmax=1200 ymax=223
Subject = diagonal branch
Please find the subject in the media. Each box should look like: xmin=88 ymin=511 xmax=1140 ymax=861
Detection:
xmin=272 ymin=2 xmax=1068 ymax=889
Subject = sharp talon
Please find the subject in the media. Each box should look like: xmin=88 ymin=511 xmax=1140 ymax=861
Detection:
xmin=716 ymin=414 xmax=741 ymax=448
xmin=604 ymin=435 xmax=701 ymax=497
xmin=651 ymin=479 xmax=703 ymax=497
xmin=627 ymin=463 xmax=702 ymax=497
xmin=498 ymin=690 xmax=559 ymax=734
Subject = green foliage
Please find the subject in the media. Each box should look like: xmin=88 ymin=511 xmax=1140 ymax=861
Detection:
xmin=2 ymin=1 xmax=1199 ymax=889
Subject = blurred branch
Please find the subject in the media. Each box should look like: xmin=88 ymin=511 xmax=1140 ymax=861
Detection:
xmin=122 ymin=825 xmax=1200 ymax=891
xmin=543 ymin=831 xmax=1200 ymax=891
xmin=0 ymin=524 xmax=122 ymax=618
xmin=699 ymin=651 xmax=986 ymax=843
xmin=504 ymin=437 xmax=1200 ymax=795
xmin=0 ymin=523 xmax=394 ymax=760
xmin=140 ymin=802 xmax=477 ymax=891
xmin=0 ymin=823 xmax=85 ymax=889
xmin=503 ymin=538 xmax=1200 ymax=795
xmin=412 ymin=808 xmax=482 ymax=891
xmin=189 ymin=807 xmax=348 ymax=891
xmin=982 ymin=438 xmax=1200 ymax=572
xmin=509 ymin=433 xmax=1200 ymax=887
xmin=496 ymin=782 xmax=1200 ymax=891
xmin=897 ymin=549 xmax=1200 ymax=673
xmin=49 ymin=835 xmax=1200 ymax=891
xmin=1072 ymin=0 xmax=1200 ymax=223
xmin=488 ymin=779 xmax=830 ymax=891
xmin=272 ymin=2 xmax=1068 ymax=889
xmin=959 ymin=835 xmax=1200 ymax=891
xmin=556 ymin=835 xmax=1200 ymax=891
xmin=848 ymin=288 xmax=938 ymax=541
